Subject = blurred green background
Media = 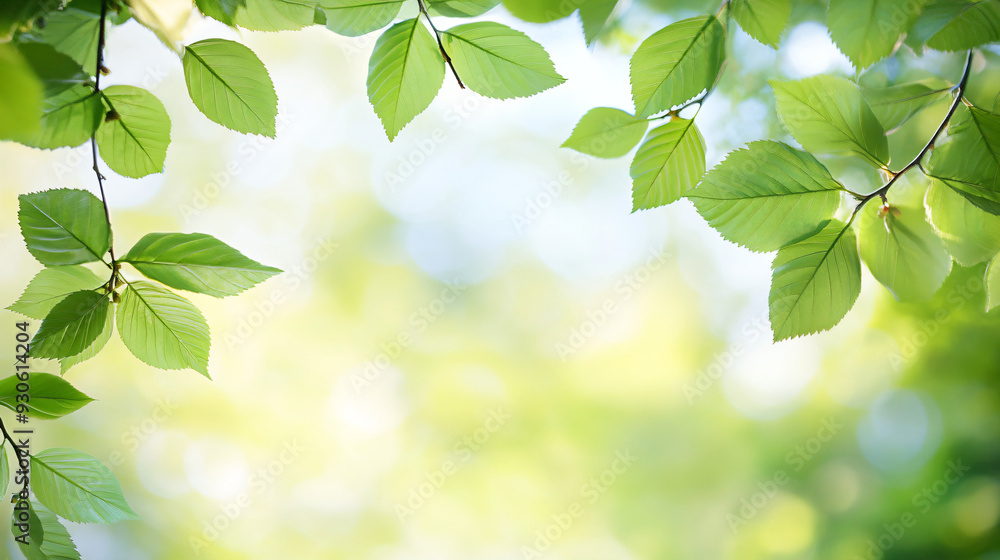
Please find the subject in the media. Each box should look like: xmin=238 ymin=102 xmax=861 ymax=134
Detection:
xmin=2 ymin=0 xmax=1000 ymax=558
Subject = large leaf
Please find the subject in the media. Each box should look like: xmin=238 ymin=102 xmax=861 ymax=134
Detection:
xmin=562 ymin=107 xmax=648 ymax=158
xmin=367 ymin=18 xmax=444 ymax=140
xmin=579 ymin=0 xmax=618 ymax=45
xmin=925 ymin=179 xmax=1000 ymax=265
xmin=442 ymin=22 xmax=565 ymax=99
xmin=321 ymin=0 xmax=402 ymax=36
xmin=730 ymin=0 xmax=791 ymax=47
xmin=501 ymin=0 xmax=575 ymax=23
xmin=18 ymin=189 xmax=112 ymax=266
xmin=96 ymin=86 xmax=172 ymax=178
xmin=182 ymin=39 xmax=278 ymax=137
xmin=630 ymin=15 xmax=726 ymax=118
xmin=828 ymin=0 xmax=930 ymax=69
xmin=0 ymin=373 xmax=93 ymax=420
xmin=926 ymin=0 xmax=1000 ymax=51
xmin=861 ymin=78 xmax=952 ymax=133
xmin=859 ymin=203 xmax=952 ymax=302
xmin=687 ymin=141 xmax=844 ymax=252
xmin=927 ymin=105 xmax=1000 ymax=195
xmin=30 ymin=291 xmax=109 ymax=360
xmin=771 ymin=76 xmax=889 ymax=168
xmin=59 ymin=307 xmax=114 ymax=374
xmin=769 ymin=220 xmax=861 ymax=340
xmin=232 ymin=0 xmax=318 ymax=31
xmin=25 ymin=84 xmax=102 ymax=150
xmin=630 ymin=118 xmax=706 ymax=211
xmin=31 ymin=448 xmax=139 ymax=524
xmin=117 ymin=281 xmax=211 ymax=376
xmin=122 ymin=232 xmax=281 ymax=297
xmin=0 ymin=44 xmax=42 ymax=143
xmin=7 ymin=266 xmax=105 ymax=320
xmin=16 ymin=42 xmax=91 ymax=99
xmin=33 ymin=4 xmax=100 ymax=74
xmin=429 ymin=0 xmax=500 ymax=17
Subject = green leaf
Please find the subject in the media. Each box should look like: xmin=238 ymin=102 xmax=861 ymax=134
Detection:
xmin=11 ymin=499 xmax=44 ymax=560
xmin=30 ymin=291 xmax=110 ymax=360
xmin=859 ymin=203 xmax=952 ymax=302
xmin=182 ymin=39 xmax=278 ymax=137
xmin=987 ymin=252 xmax=1000 ymax=310
xmin=828 ymin=0 xmax=929 ymax=69
xmin=770 ymin=220 xmax=861 ymax=340
xmin=926 ymin=179 xmax=1000 ymax=265
xmin=122 ymin=232 xmax=282 ymax=297
xmin=688 ymin=141 xmax=844 ymax=252
xmin=771 ymin=76 xmax=890 ymax=168
xmin=906 ymin=0 xmax=973 ymax=48
xmin=0 ymin=0 xmax=53 ymax=41
xmin=32 ymin=4 xmax=100 ymax=74
xmin=18 ymin=189 xmax=112 ymax=266
xmin=0 ymin=443 xmax=7 ymax=496
xmin=0 ymin=373 xmax=93 ymax=420
xmin=25 ymin=84 xmax=102 ymax=150
xmin=429 ymin=0 xmax=500 ymax=17
xmin=95 ymin=86 xmax=171 ymax=178
xmin=630 ymin=118 xmax=706 ymax=211
xmin=18 ymin=501 xmax=81 ymax=560
xmin=31 ymin=448 xmax=140 ymax=524
xmin=367 ymin=18 xmax=444 ymax=140
xmin=59 ymin=307 xmax=114 ymax=374
xmin=117 ymin=281 xmax=211 ymax=376
xmin=730 ymin=0 xmax=790 ymax=48
xmin=562 ymin=107 xmax=648 ymax=158
xmin=501 ymin=0 xmax=575 ymax=23
xmin=926 ymin=0 xmax=1000 ymax=51
xmin=937 ymin=176 xmax=1000 ymax=215
xmin=0 ymin=44 xmax=42 ymax=142
xmin=927 ymin=105 xmax=1000 ymax=194
xmin=17 ymin=42 xmax=91 ymax=99
xmin=630 ymin=15 xmax=726 ymax=118
xmin=321 ymin=0 xmax=402 ymax=36
xmin=7 ymin=266 xmax=105 ymax=320
xmin=442 ymin=22 xmax=565 ymax=99
xmin=579 ymin=0 xmax=618 ymax=45
xmin=232 ymin=0 xmax=318 ymax=31
xmin=196 ymin=0 xmax=247 ymax=26
xmin=861 ymin=78 xmax=952 ymax=133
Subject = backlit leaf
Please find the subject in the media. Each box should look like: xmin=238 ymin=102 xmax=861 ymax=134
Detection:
xmin=31 ymin=448 xmax=139 ymax=524
xmin=117 ymin=281 xmax=211 ymax=376
xmin=30 ymin=291 xmax=109 ymax=360
xmin=96 ymin=86 xmax=172 ymax=178
xmin=858 ymin=203 xmax=951 ymax=302
xmin=730 ymin=0 xmax=790 ymax=47
xmin=7 ymin=266 xmax=105 ymax=320
xmin=18 ymin=189 xmax=112 ymax=266
xmin=562 ymin=107 xmax=648 ymax=159
xmin=630 ymin=118 xmax=706 ymax=211
xmin=0 ymin=373 xmax=93 ymax=420
xmin=321 ymin=0 xmax=402 ymax=36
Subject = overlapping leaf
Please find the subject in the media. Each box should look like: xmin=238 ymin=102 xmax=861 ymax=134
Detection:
xmin=31 ymin=448 xmax=139 ymax=524
xmin=0 ymin=44 xmax=42 ymax=143
xmin=562 ymin=108 xmax=648 ymax=158
xmin=859 ymin=204 xmax=951 ymax=302
xmin=430 ymin=0 xmax=500 ymax=17
xmin=630 ymin=118 xmax=705 ymax=211
xmin=96 ymin=86 xmax=172 ymax=178
xmin=730 ymin=0 xmax=790 ymax=47
xmin=861 ymin=78 xmax=952 ymax=132
xmin=18 ymin=189 xmax=112 ymax=266
xmin=60 ymin=307 xmax=113 ymax=374
xmin=925 ymin=179 xmax=1000 ymax=265
xmin=231 ymin=0 xmax=318 ymax=31
xmin=687 ymin=141 xmax=844 ymax=252
xmin=16 ymin=42 xmax=90 ymax=99
xmin=926 ymin=0 xmax=1000 ymax=51
xmin=17 ymin=500 xmax=80 ymax=560
xmin=321 ymin=0 xmax=402 ymax=36
xmin=501 ymin=0 xmax=575 ymax=23
xmin=117 ymin=281 xmax=211 ymax=376
xmin=927 ymin=105 xmax=1000 ymax=201
xmin=30 ymin=291 xmax=110 ymax=360
xmin=829 ymin=0 xmax=930 ymax=69
xmin=7 ymin=266 xmax=105 ymax=320
xmin=26 ymin=84 xmax=103 ymax=150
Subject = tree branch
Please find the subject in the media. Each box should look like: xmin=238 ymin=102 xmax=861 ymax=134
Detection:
xmin=91 ymin=0 xmax=116 ymax=284
xmin=417 ymin=0 xmax=465 ymax=89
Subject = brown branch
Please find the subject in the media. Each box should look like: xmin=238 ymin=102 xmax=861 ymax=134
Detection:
xmin=417 ymin=0 xmax=465 ymax=89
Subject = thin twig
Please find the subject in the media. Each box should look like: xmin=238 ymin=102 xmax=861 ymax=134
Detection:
xmin=92 ymin=0 xmax=115 ymax=280
xmin=417 ymin=0 xmax=465 ymax=89
xmin=0 ymin=417 xmax=28 ymax=461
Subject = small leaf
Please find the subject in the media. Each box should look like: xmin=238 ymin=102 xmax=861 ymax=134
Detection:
xmin=770 ymin=220 xmax=861 ymax=340
xmin=182 ymin=39 xmax=278 ymax=137
xmin=117 ymin=281 xmax=211 ymax=376
xmin=859 ymin=203 xmax=951 ymax=302
xmin=121 ymin=232 xmax=282 ymax=297
xmin=18 ymin=189 xmax=112 ymax=266
xmin=442 ymin=22 xmax=565 ymax=99
xmin=828 ymin=0 xmax=930 ymax=69
xmin=96 ymin=86 xmax=172 ymax=178
xmin=31 ymin=448 xmax=140 ymax=524
xmin=232 ymin=0 xmax=318 ymax=31
xmin=687 ymin=141 xmax=844 ymax=252
xmin=861 ymin=78 xmax=952 ymax=132
xmin=429 ymin=0 xmax=500 ymax=17
xmin=562 ymin=107 xmax=648 ymax=159
xmin=630 ymin=118 xmax=706 ymax=211
xmin=925 ymin=179 xmax=1000 ymax=266
xmin=0 ymin=44 xmax=42 ymax=143
xmin=25 ymin=84 xmax=103 ymax=150
xmin=926 ymin=0 xmax=1000 ymax=51
xmin=501 ymin=0 xmax=575 ymax=23
xmin=30 ymin=291 xmax=110 ymax=360
xmin=321 ymin=0 xmax=402 ymax=36
xmin=730 ymin=0 xmax=790 ymax=47
xmin=630 ymin=15 xmax=726 ymax=118
xmin=771 ymin=76 xmax=890 ymax=168
xmin=367 ymin=18 xmax=444 ymax=140
xmin=579 ymin=0 xmax=618 ymax=45
xmin=987 ymin=252 xmax=1000 ymax=310
xmin=7 ymin=266 xmax=105 ymax=320
xmin=0 ymin=373 xmax=94 ymax=420
xmin=196 ymin=0 xmax=246 ymax=26
xmin=60 ymin=308 xmax=114 ymax=374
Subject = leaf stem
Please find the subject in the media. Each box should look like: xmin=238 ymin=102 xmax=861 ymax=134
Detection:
xmin=417 ymin=0 xmax=466 ymax=89
xmin=0 ymin=416 xmax=29 ymax=461
xmin=91 ymin=0 xmax=116 ymax=280
xmin=849 ymin=50 xmax=974 ymax=221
